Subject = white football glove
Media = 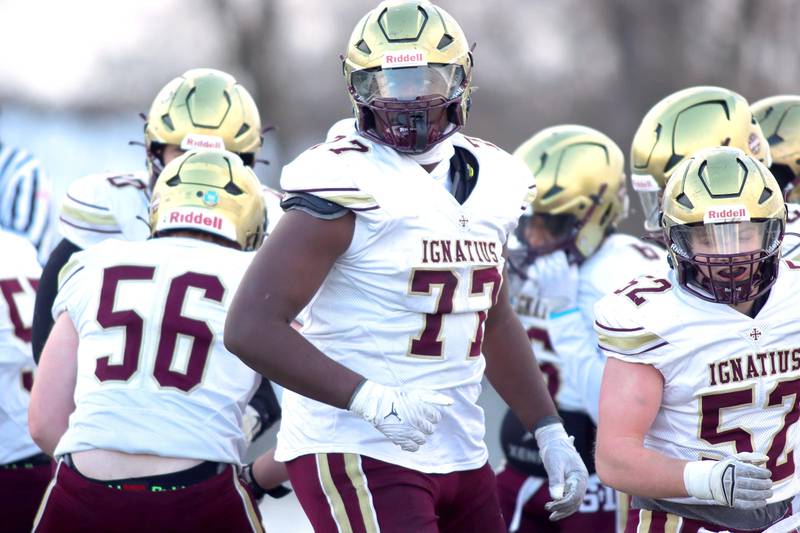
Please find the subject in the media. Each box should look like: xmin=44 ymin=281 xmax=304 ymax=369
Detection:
xmin=529 ymin=251 xmax=579 ymax=313
xmin=535 ymin=422 xmax=589 ymax=520
xmin=348 ymin=380 xmax=454 ymax=452
xmin=684 ymin=452 xmax=772 ymax=509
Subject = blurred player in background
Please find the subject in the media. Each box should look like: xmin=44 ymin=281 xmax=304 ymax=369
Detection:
xmin=630 ymin=86 xmax=771 ymax=242
xmin=595 ymin=147 xmax=796 ymax=532
xmin=0 ymin=230 xmax=46 ymax=533
xmin=751 ymin=95 xmax=800 ymax=258
xmin=225 ymin=2 xmax=588 ymax=532
xmin=30 ymin=68 xmax=283 ymax=446
xmin=29 ymin=150 xmax=267 ymax=533
xmin=0 ymin=138 xmax=53 ymax=263
xmin=496 ymin=125 xmax=664 ymax=533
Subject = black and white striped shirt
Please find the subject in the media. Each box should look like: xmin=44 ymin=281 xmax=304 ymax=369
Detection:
xmin=0 ymin=142 xmax=52 ymax=262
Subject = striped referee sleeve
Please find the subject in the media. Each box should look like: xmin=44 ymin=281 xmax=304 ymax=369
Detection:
xmin=0 ymin=143 xmax=53 ymax=260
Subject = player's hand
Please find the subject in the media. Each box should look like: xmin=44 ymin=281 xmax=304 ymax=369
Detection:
xmin=535 ymin=422 xmax=589 ymax=521
xmin=239 ymin=463 xmax=292 ymax=503
xmin=529 ymin=251 xmax=579 ymax=313
xmin=684 ymin=452 xmax=772 ymax=509
xmin=348 ymin=380 xmax=454 ymax=452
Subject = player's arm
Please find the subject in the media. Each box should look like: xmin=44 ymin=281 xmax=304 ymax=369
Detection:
xmin=594 ymin=357 xmax=687 ymax=496
xmin=31 ymin=238 xmax=82 ymax=363
xmin=28 ymin=313 xmax=78 ymax=456
xmin=224 ymin=209 xmax=363 ymax=407
xmin=483 ymin=259 xmax=588 ymax=521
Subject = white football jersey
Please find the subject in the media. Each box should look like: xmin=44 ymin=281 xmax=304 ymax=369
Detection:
xmin=52 ymin=237 xmax=260 ymax=464
xmin=275 ymin=132 xmax=536 ymax=473
xmin=0 ymin=230 xmax=42 ymax=463
xmin=58 ymin=171 xmax=283 ymax=249
xmin=58 ymin=171 xmax=152 ymax=249
xmin=594 ymin=263 xmax=800 ymax=505
xmin=511 ymin=233 xmax=667 ymax=418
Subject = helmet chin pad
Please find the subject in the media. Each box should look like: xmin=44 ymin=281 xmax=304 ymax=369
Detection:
xmin=355 ymin=94 xmax=462 ymax=154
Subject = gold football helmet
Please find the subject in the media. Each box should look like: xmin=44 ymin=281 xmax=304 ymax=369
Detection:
xmin=343 ymin=0 xmax=472 ymax=153
xmin=150 ymin=149 xmax=266 ymax=250
xmin=144 ymin=68 xmax=262 ymax=184
xmin=513 ymin=125 xmax=626 ymax=264
xmin=751 ymin=95 xmax=800 ymax=202
xmin=631 ymin=86 xmax=771 ymax=236
xmin=661 ymin=147 xmax=785 ymax=304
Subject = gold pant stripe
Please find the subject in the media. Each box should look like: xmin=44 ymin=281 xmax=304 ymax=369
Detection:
xmin=231 ymin=467 xmax=266 ymax=533
xmin=31 ymin=460 xmax=62 ymax=532
xmin=637 ymin=509 xmax=652 ymax=533
xmin=343 ymin=454 xmax=380 ymax=533
xmin=317 ymin=453 xmax=354 ymax=533
xmin=665 ymin=512 xmax=683 ymax=533
xmin=616 ymin=491 xmax=629 ymax=533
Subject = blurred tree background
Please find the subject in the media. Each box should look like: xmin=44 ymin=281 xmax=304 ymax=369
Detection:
xmin=0 ymin=0 xmax=798 ymax=234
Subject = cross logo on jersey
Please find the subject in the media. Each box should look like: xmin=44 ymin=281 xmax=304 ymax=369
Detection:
xmin=458 ymin=215 xmax=469 ymax=228
xmin=749 ymin=328 xmax=762 ymax=341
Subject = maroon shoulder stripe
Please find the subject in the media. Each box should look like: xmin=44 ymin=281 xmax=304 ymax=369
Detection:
xmin=284 ymin=187 xmax=361 ymax=193
xmin=598 ymin=341 xmax=667 ymax=357
xmin=594 ymin=320 xmax=644 ymax=332
xmin=66 ymin=192 xmax=110 ymax=211
xmin=59 ymin=217 xmax=121 ymax=234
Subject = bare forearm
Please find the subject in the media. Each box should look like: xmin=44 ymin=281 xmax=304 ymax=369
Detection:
xmin=483 ymin=309 xmax=557 ymax=429
xmin=252 ymin=448 xmax=289 ymax=489
xmin=596 ymin=437 xmax=688 ymax=498
xmin=225 ymin=317 xmax=363 ymax=409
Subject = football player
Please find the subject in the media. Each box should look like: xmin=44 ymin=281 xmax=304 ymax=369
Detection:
xmin=29 ymin=150 xmax=267 ymax=533
xmin=0 ymin=140 xmax=53 ymax=263
xmin=595 ymin=147 xmax=796 ymax=532
xmin=30 ymin=68 xmax=283 ymax=444
xmin=497 ymin=125 xmax=666 ymax=533
xmin=0 ymin=230 xmax=48 ymax=533
xmin=751 ymin=95 xmax=800 ymax=258
xmin=224 ymin=2 xmax=588 ymax=532
xmin=630 ymin=86 xmax=771 ymax=242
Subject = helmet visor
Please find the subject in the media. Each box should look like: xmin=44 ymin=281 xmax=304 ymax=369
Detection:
xmin=351 ymin=64 xmax=466 ymax=102
xmin=670 ymin=220 xmax=783 ymax=259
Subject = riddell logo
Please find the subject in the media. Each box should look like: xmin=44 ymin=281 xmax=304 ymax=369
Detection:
xmin=382 ymin=50 xmax=427 ymax=68
xmin=631 ymin=173 xmax=660 ymax=192
xmin=180 ymin=133 xmax=225 ymax=151
xmin=703 ymin=205 xmax=750 ymax=224
xmin=167 ymin=210 xmax=223 ymax=230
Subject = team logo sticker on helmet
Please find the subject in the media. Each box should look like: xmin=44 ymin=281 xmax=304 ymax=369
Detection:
xmin=703 ymin=205 xmax=750 ymax=224
xmin=203 ymin=190 xmax=219 ymax=207
xmin=159 ymin=207 xmax=237 ymax=241
xmin=631 ymin=174 xmax=660 ymax=192
xmin=180 ymin=133 xmax=225 ymax=151
xmin=382 ymin=50 xmax=427 ymax=68
xmin=748 ymin=132 xmax=762 ymax=156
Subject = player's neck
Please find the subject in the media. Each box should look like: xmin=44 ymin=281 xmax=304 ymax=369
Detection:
xmin=728 ymin=300 xmax=756 ymax=316
xmin=421 ymin=162 xmax=439 ymax=173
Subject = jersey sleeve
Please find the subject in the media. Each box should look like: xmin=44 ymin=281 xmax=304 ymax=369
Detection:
xmin=58 ymin=173 xmax=147 ymax=248
xmin=593 ymin=290 xmax=669 ymax=367
xmin=280 ymin=138 xmax=379 ymax=212
xmin=52 ymin=248 xmax=92 ymax=322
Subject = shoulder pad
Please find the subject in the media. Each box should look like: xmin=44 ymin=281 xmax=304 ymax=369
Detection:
xmin=280 ymin=138 xmax=378 ymax=211
xmin=281 ymin=192 xmax=349 ymax=220
xmin=593 ymin=276 xmax=671 ymax=356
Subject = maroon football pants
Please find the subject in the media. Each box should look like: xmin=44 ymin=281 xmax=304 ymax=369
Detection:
xmin=0 ymin=461 xmax=52 ymax=533
xmin=286 ymin=453 xmax=506 ymax=533
xmin=32 ymin=461 xmax=263 ymax=533
xmin=496 ymin=465 xmax=616 ymax=533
